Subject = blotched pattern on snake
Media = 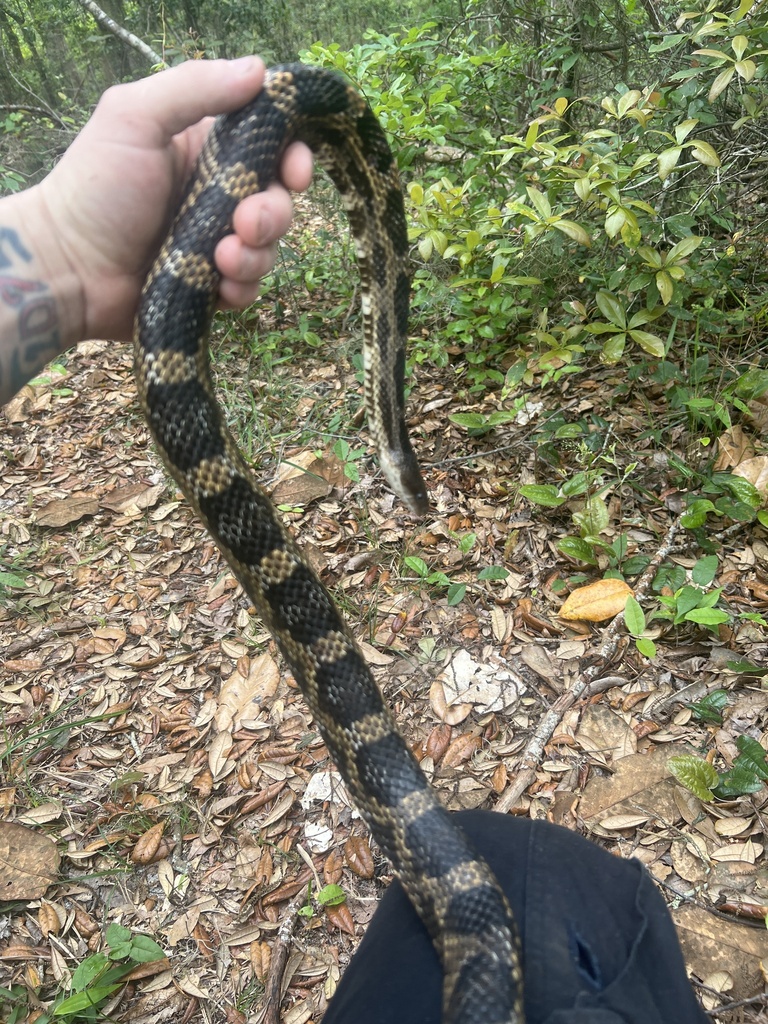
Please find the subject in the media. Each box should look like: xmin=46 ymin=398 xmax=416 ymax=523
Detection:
xmin=134 ymin=63 xmax=523 ymax=1024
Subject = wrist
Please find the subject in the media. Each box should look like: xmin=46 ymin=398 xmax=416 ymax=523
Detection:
xmin=0 ymin=186 xmax=85 ymax=404
xmin=23 ymin=184 xmax=86 ymax=350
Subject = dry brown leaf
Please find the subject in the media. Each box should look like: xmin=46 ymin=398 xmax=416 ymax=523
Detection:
xmin=714 ymin=425 xmax=755 ymax=470
xmin=192 ymin=921 xmax=215 ymax=961
xmin=357 ymin=640 xmax=394 ymax=666
xmin=714 ymin=816 xmax=753 ymax=837
xmin=130 ymin=822 xmax=165 ymax=864
xmin=429 ymin=679 xmax=472 ymax=725
xmin=35 ymin=493 xmax=99 ymax=527
xmin=323 ymin=848 xmax=343 ymax=885
xmin=598 ymin=813 xmax=650 ymax=830
xmin=250 ymin=939 xmax=271 ymax=981
xmin=575 ymin=705 xmax=637 ymax=764
xmin=208 ymin=729 xmax=235 ymax=780
xmin=215 ymin=653 xmax=280 ymax=732
xmin=100 ymin=482 xmax=164 ymax=513
xmin=344 ymin=836 xmax=375 ymax=879
xmin=325 ymin=902 xmax=356 ymax=936
xmin=747 ymin=392 xmax=768 ymax=431
xmin=491 ymin=605 xmax=508 ymax=642
xmin=4 ymin=385 xmax=34 ymax=422
xmin=14 ymin=802 xmax=62 ymax=827
xmin=674 ymin=904 xmax=768 ymax=1001
xmin=270 ymin=451 xmax=343 ymax=505
xmin=579 ymin=744 xmax=688 ymax=826
xmin=442 ymin=733 xmax=481 ymax=768
xmin=0 ymin=821 xmax=60 ymax=900
xmin=37 ymin=902 xmax=61 ymax=937
xmin=425 ymin=723 xmax=452 ymax=763
xmin=559 ymin=578 xmax=634 ymax=622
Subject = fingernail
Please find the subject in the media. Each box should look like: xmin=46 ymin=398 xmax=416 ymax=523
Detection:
xmin=231 ymin=55 xmax=258 ymax=75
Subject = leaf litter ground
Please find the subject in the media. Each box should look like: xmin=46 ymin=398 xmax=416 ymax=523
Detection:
xmin=1 ymin=212 xmax=768 ymax=1023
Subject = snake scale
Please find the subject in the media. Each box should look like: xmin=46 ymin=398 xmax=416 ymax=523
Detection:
xmin=134 ymin=63 xmax=523 ymax=1023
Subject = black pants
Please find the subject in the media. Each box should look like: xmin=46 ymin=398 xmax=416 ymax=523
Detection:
xmin=324 ymin=811 xmax=708 ymax=1023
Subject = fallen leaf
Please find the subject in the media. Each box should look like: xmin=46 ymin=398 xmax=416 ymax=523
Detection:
xmin=35 ymin=493 xmax=99 ymax=527
xmin=673 ymin=904 xmax=768 ymax=1000
xmin=579 ymin=744 xmax=688 ymax=826
xmin=0 ymin=822 xmax=60 ymax=900
xmin=575 ymin=705 xmax=637 ymax=763
xmin=559 ymin=578 xmax=634 ymax=622
xmin=131 ymin=822 xmax=165 ymax=864
xmin=325 ymin=902 xmax=355 ymax=936
xmin=714 ymin=425 xmax=755 ymax=470
xmin=344 ymin=836 xmax=374 ymax=879
xmin=215 ymin=653 xmax=280 ymax=732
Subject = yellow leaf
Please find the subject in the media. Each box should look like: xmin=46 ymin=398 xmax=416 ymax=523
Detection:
xmin=559 ymin=579 xmax=634 ymax=622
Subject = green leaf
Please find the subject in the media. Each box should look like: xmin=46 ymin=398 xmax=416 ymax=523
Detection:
xmin=0 ymin=572 xmax=28 ymax=589
xmin=448 ymin=412 xmax=491 ymax=433
xmin=519 ymin=484 xmax=565 ymax=508
xmin=692 ymin=555 xmax=719 ymax=587
xmin=595 ymin=290 xmax=626 ymax=329
xmin=53 ymin=984 xmax=123 ymax=1015
xmin=624 ymin=596 xmax=645 ymax=636
xmin=735 ymin=735 xmax=768 ymax=781
xmin=127 ymin=935 xmax=164 ymax=963
xmin=658 ymin=146 xmax=682 ymax=180
xmin=713 ymin=473 xmax=762 ymax=508
xmin=656 ymin=269 xmax=674 ymax=305
xmin=635 ymin=637 xmax=656 ymax=659
xmin=601 ymin=333 xmax=626 ymax=364
xmin=526 ymin=186 xmax=551 ymax=219
xmin=668 ymin=235 xmax=704 ymax=261
xmin=446 ymin=583 xmax=467 ymax=606
xmin=552 ymin=219 xmax=591 ymax=246
xmin=317 ymin=884 xmax=346 ymax=907
xmin=478 ymin=566 xmax=510 ymax=581
xmin=556 ymin=536 xmax=598 ymax=565
xmin=629 ymin=329 xmax=665 ymax=358
xmin=404 ymin=556 xmax=429 ymax=578
xmin=713 ymin=765 xmax=764 ymax=799
xmin=668 ymin=755 xmax=719 ymax=801
xmin=709 ymin=67 xmax=735 ymax=102
xmin=681 ymin=499 xmax=717 ymax=528
xmin=690 ymin=141 xmax=721 ymax=167
xmin=684 ymin=607 xmax=730 ymax=626
xmin=71 ymin=953 xmax=109 ymax=991
xmin=688 ymin=689 xmax=728 ymax=725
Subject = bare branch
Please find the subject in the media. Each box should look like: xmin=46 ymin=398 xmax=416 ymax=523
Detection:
xmin=73 ymin=0 xmax=166 ymax=69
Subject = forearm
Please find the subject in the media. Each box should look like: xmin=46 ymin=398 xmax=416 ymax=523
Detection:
xmin=0 ymin=187 xmax=84 ymax=405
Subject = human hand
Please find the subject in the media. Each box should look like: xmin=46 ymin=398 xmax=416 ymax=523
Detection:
xmin=35 ymin=56 xmax=313 ymax=344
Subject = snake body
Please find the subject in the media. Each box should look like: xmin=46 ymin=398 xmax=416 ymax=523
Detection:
xmin=135 ymin=63 xmax=522 ymax=1024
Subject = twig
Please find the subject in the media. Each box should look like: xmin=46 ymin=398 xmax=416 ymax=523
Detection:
xmin=262 ymin=886 xmax=310 ymax=1024
xmin=495 ymin=513 xmax=683 ymax=813
xmin=73 ymin=0 xmax=166 ymax=68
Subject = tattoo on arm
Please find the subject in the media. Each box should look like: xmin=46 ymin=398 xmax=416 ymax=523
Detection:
xmin=0 ymin=225 xmax=61 ymax=399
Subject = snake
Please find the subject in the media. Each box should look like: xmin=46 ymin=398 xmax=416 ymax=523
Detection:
xmin=134 ymin=63 xmax=523 ymax=1024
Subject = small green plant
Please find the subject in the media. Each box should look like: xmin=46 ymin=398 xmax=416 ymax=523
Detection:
xmin=297 ymin=881 xmax=347 ymax=920
xmin=655 ymin=554 xmax=730 ymax=633
xmin=12 ymin=923 xmax=166 ymax=1023
xmin=624 ymin=595 xmax=658 ymax=659
xmin=404 ymin=533 xmax=509 ymax=606
xmin=669 ymin=736 xmax=768 ymax=801
xmin=332 ymin=439 xmax=367 ymax=484
xmin=687 ymin=688 xmax=729 ymax=725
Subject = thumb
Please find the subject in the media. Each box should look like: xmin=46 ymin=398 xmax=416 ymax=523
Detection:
xmin=100 ymin=57 xmax=266 ymax=144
